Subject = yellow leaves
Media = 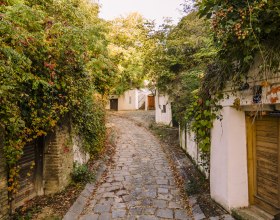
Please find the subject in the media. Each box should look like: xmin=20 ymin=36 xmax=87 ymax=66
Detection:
xmin=37 ymin=130 xmax=47 ymax=137
xmin=7 ymin=187 xmax=13 ymax=192
xmin=49 ymin=119 xmax=57 ymax=127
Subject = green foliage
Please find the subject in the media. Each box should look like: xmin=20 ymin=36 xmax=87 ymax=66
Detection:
xmin=0 ymin=0 xmax=116 ymax=194
xmin=71 ymin=163 xmax=95 ymax=184
xmin=197 ymin=0 xmax=280 ymax=93
xmin=186 ymin=94 xmax=222 ymax=154
xmin=107 ymin=13 xmax=153 ymax=94
xmin=72 ymin=95 xmax=106 ymax=155
xmin=144 ymin=12 xmax=216 ymax=125
xmin=178 ymin=0 xmax=280 ymax=159
xmin=144 ymin=12 xmax=222 ymax=160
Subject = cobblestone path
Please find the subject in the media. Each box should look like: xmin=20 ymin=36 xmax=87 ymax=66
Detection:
xmin=80 ymin=115 xmax=192 ymax=220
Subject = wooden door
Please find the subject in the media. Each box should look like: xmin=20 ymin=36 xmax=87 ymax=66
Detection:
xmin=247 ymin=115 xmax=280 ymax=215
xmin=110 ymin=99 xmax=118 ymax=111
xmin=148 ymin=96 xmax=155 ymax=110
xmin=13 ymin=138 xmax=44 ymax=209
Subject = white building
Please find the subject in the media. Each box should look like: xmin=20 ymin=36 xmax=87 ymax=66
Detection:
xmin=180 ymin=59 xmax=280 ymax=217
xmin=106 ymin=88 xmax=154 ymax=111
xmin=155 ymin=90 xmax=173 ymax=126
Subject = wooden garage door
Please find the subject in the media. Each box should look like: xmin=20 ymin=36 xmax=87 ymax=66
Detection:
xmin=110 ymin=99 xmax=118 ymax=111
xmin=247 ymin=116 xmax=280 ymax=215
xmin=13 ymin=138 xmax=44 ymax=209
xmin=14 ymin=141 xmax=37 ymax=207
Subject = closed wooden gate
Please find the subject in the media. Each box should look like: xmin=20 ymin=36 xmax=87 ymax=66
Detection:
xmin=148 ymin=96 xmax=155 ymax=110
xmin=13 ymin=138 xmax=44 ymax=209
xmin=110 ymin=99 xmax=118 ymax=111
xmin=247 ymin=115 xmax=280 ymax=215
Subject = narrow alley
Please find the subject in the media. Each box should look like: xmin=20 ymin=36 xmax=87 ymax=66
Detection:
xmin=75 ymin=114 xmax=191 ymax=220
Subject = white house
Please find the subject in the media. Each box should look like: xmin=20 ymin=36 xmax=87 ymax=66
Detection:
xmin=180 ymin=58 xmax=280 ymax=217
xmin=106 ymin=88 xmax=154 ymax=111
xmin=155 ymin=90 xmax=173 ymax=126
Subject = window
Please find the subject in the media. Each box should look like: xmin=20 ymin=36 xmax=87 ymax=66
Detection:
xmin=162 ymin=105 xmax=166 ymax=113
xmin=129 ymin=96 xmax=132 ymax=104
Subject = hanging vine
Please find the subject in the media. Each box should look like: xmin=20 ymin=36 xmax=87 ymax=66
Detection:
xmin=1 ymin=0 xmax=116 ymax=196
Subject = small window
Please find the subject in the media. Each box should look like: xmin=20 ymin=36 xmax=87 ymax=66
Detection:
xmin=162 ymin=105 xmax=166 ymax=113
xmin=129 ymin=96 xmax=132 ymax=104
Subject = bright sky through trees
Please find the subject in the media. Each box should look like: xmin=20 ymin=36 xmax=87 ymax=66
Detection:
xmin=98 ymin=0 xmax=185 ymax=25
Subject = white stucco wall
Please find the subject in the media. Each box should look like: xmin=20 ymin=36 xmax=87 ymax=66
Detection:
xmin=179 ymin=125 xmax=187 ymax=151
xmin=155 ymin=91 xmax=173 ymax=126
xmin=178 ymin=57 xmax=280 ymax=212
xmin=210 ymin=107 xmax=249 ymax=211
xmin=118 ymin=89 xmax=139 ymax=111
xmin=106 ymin=89 xmax=154 ymax=111
xmin=72 ymin=135 xmax=90 ymax=165
xmin=179 ymin=126 xmax=209 ymax=177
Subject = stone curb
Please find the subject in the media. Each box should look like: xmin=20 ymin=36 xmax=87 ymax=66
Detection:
xmin=63 ymin=164 xmax=107 ymax=220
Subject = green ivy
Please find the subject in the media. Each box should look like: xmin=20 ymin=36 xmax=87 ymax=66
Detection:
xmin=0 ymin=0 xmax=116 ymax=194
xmin=197 ymin=0 xmax=280 ymax=93
xmin=186 ymin=94 xmax=223 ymax=155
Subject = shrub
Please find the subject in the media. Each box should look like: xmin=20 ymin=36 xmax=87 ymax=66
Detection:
xmin=71 ymin=163 xmax=95 ymax=184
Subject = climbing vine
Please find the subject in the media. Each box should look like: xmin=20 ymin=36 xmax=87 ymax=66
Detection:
xmin=197 ymin=0 xmax=280 ymax=93
xmin=144 ymin=12 xmax=219 ymax=160
xmin=0 ymin=0 xmax=116 ymax=195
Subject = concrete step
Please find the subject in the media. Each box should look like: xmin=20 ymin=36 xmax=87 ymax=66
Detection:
xmin=232 ymin=206 xmax=274 ymax=220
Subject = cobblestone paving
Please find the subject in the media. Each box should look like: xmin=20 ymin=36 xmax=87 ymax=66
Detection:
xmin=80 ymin=115 xmax=192 ymax=220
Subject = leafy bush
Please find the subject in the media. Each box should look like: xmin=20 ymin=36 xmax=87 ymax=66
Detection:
xmin=71 ymin=163 xmax=95 ymax=184
xmin=72 ymin=94 xmax=106 ymax=155
xmin=1 ymin=0 xmax=115 ymax=193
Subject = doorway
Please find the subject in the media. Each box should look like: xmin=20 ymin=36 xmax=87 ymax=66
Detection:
xmin=110 ymin=99 xmax=118 ymax=111
xmin=247 ymin=115 xmax=280 ymax=215
xmin=148 ymin=95 xmax=155 ymax=110
xmin=12 ymin=137 xmax=44 ymax=209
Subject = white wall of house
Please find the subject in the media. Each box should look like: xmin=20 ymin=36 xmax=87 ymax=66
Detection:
xmin=118 ymin=89 xmax=139 ymax=111
xmin=155 ymin=91 xmax=173 ymax=126
xmin=179 ymin=126 xmax=209 ymax=177
xmin=210 ymin=107 xmax=249 ymax=211
xmin=209 ymin=59 xmax=280 ymax=211
xmin=106 ymin=88 xmax=154 ymax=111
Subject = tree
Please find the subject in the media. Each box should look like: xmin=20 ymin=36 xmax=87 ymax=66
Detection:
xmin=144 ymin=12 xmax=216 ymax=122
xmin=107 ymin=13 xmax=152 ymax=94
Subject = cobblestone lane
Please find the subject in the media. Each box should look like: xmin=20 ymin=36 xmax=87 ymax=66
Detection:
xmin=80 ymin=115 xmax=192 ymax=220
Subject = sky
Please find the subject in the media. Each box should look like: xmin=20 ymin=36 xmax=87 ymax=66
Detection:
xmin=98 ymin=0 xmax=185 ymax=26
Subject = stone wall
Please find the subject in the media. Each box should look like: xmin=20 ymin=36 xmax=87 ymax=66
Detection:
xmin=43 ymin=118 xmax=74 ymax=194
xmin=0 ymin=128 xmax=9 ymax=219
